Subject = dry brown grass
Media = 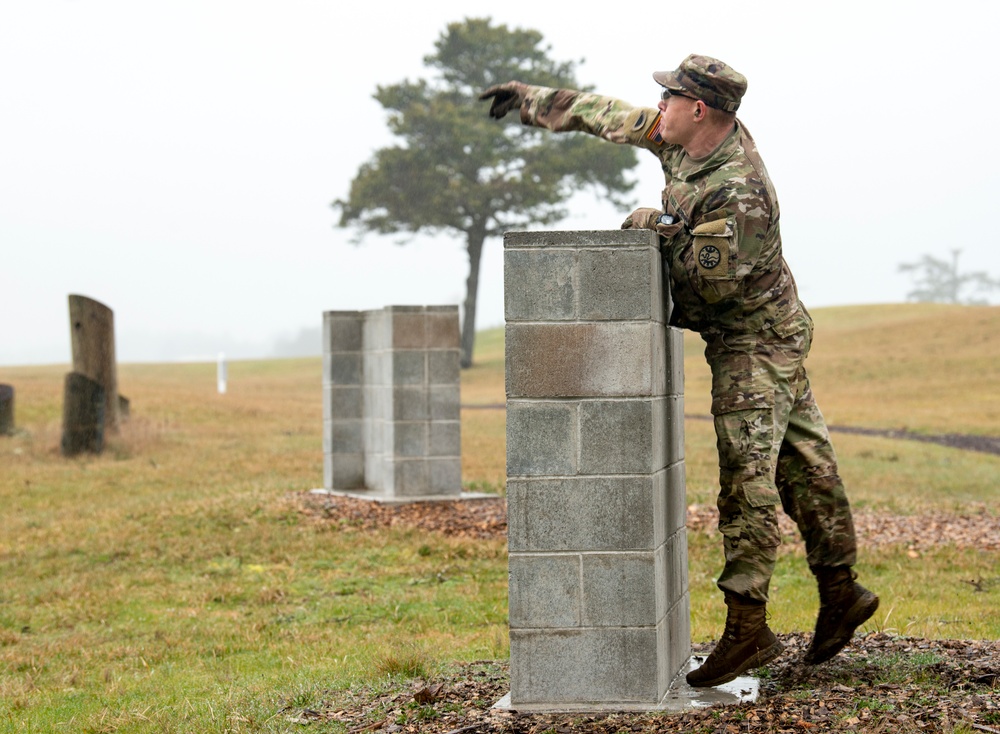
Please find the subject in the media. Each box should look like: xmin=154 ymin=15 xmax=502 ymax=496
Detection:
xmin=682 ymin=303 xmax=1000 ymax=434
xmin=1 ymin=305 xmax=998 ymax=731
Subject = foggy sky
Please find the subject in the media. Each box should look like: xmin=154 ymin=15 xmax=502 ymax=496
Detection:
xmin=2 ymin=0 xmax=997 ymax=366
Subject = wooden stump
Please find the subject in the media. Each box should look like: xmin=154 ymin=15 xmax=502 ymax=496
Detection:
xmin=69 ymin=294 xmax=120 ymax=432
xmin=61 ymin=372 xmax=106 ymax=455
xmin=0 ymin=384 xmax=13 ymax=435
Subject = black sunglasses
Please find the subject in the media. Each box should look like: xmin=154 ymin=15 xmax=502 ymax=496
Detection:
xmin=660 ymin=88 xmax=698 ymax=102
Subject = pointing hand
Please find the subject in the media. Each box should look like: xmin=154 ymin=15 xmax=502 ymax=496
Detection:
xmin=479 ymin=81 xmax=527 ymax=119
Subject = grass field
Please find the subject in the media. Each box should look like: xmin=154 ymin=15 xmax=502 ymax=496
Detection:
xmin=1 ymin=303 xmax=998 ymax=732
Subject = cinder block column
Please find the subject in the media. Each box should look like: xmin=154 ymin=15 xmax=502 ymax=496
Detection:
xmin=323 ymin=311 xmax=365 ymax=490
xmin=505 ymin=230 xmax=689 ymax=710
xmin=323 ymin=305 xmax=461 ymax=499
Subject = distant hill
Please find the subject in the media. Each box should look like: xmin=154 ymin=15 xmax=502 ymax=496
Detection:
xmin=476 ymin=303 xmax=1000 ymax=438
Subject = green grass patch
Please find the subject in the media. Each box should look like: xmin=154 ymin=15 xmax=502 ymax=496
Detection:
xmin=1 ymin=307 xmax=999 ymax=731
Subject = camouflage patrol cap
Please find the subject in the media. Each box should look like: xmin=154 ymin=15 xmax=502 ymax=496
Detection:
xmin=653 ymin=54 xmax=747 ymax=113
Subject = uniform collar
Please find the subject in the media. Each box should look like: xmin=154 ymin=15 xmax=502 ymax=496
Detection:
xmin=673 ymin=120 xmax=743 ymax=181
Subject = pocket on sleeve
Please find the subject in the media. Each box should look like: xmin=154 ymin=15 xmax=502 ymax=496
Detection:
xmin=692 ymin=217 xmax=737 ymax=281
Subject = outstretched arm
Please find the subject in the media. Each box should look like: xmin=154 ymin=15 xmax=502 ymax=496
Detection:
xmin=480 ymin=81 xmax=664 ymax=153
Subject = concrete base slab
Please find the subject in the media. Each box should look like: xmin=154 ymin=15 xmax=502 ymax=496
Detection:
xmin=493 ymin=657 xmax=759 ymax=714
xmin=309 ymin=488 xmax=498 ymax=505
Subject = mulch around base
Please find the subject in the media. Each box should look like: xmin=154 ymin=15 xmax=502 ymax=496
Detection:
xmin=291 ymin=494 xmax=999 ymax=733
xmin=282 ymin=633 xmax=1000 ymax=733
xmin=296 ymin=492 xmax=1000 ymax=552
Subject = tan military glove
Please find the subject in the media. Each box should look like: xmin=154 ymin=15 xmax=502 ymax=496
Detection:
xmin=621 ymin=207 xmax=662 ymax=230
xmin=479 ymin=81 xmax=528 ymax=119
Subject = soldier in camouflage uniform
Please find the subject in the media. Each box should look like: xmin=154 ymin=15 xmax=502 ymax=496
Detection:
xmin=481 ymin=54 xmax=879 ymax=687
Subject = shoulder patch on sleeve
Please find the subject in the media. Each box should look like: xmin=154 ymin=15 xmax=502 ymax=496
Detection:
xmin=623 ymin=108 xmax=662 ymax=145
xmin=626 ymin=108 xmax=648 ymax=132
xmin=645 ymin=113 xmax=663 ymax=145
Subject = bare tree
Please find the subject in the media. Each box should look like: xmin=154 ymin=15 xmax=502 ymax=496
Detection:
xmin=898 ymin=249 xmax=1000 ymax=305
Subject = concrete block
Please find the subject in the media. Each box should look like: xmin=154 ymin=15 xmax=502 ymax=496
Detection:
xmin=428 ymin=458 xmax=461 ymax=494
xmin=393 ymin=422 xmax=426 ymax=457
xmin=504 ymin=248 xmax=576 ymax=322
xmin=579 ymin=399 xmax=655 ymax=475
xmin=652 ymin=396 xmax=668 ymax=471
xmin=324 ymin=353 xmax=362 ymax=387
xmin=362 ymin=309 xmax=390 ymax=351
xmin=425 ymin=306 xmax=461 ymax=347
xmin=429 ymin=421 xmax=460 ymax=457
xmin=392 ymin=386 xmax=428 ymax=421
xmin=323 ymin=386 xmax=362 ymax=421
xmin=324 ymin=452 xmax=364 ymax=490
xmin=666 ymin=395 xmax=685 ymax=465
xmin=505 ymin=229 xmax=657 ymax=249
xmin=506 ymin=323 xmax=661 ymax=398
xmin=666 ymin=327 xmax=685 ymax=394
xmin=323 ymin=311 xmax=363 ymax=352
xmin=374 ymin=457 xmax=392 ymax=493
xmin=393 ymin=459 xmax=429 ymax=496
xmin=667 ymin=530 xmax=690 ymax=610
xmin=506 ymin=476 xmax=659 ymax=552
xmin=362 ymin=352 xmax=384 ymax=388
xmin=667 ymin=594 xmax=692 ymax=678
xmin=666 ymin=460 xmax=687 ymax=536
xmin=653 ymin=468 xmax=669 ymax=549
xmin=651 ymin=324 xmax=669 ymax=397
xmin=655 ymin=543 xmax=669 ymax=627
xmin=508 ymin=553 xmax=581 ymax=628
xmin=324 ymin=419 xmax=363 ymax=454
xmin=428 ymin=349 xmax=460 ymax=386
xmin=429 ymin=385 xmax=460 ymax=420
xmin=392 ymin=351 xmax=426 ymax=386
xmin=581 ymin=553 xmax=658 ymax=627
xmin=578 ymin=247 xmax=657 ymax=321
xmin=656 ymin=615 xmax=672 ymax=697
xmin=506 ymin=401 xmax=577 ymax=477
xmin=509 ymin=627 xmax=660 ymax=704
xmin=391 ymin=307 xmax=427 ymax=349
xmin=364 ymin=415 xmax=385 ymax=458
xmin=362 ymin=384 xmax=378 ymax=422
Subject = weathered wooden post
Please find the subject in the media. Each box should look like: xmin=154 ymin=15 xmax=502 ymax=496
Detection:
xmin=61 ymin=372 xmax=106 ymax=455
xmin=0 ymin=384 xmax=14 ymax=435
xmin=68 ymin=294 xmax=120 ymax=432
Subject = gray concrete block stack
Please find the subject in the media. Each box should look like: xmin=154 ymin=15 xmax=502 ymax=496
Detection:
xmin=323 ymin=305 xmax=461 ymax=499
xmin=504 ymin=230 xmax=689 ymax=710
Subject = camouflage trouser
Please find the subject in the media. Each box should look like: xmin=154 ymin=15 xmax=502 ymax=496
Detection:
xmin=703 ymin=321 xmax=857 ymax=603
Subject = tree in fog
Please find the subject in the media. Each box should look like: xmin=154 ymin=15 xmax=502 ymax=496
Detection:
xmin=333 ymin=18 xmax=638 ymax=367
xmin=898 ymin=250 xmax=1000 ymax=305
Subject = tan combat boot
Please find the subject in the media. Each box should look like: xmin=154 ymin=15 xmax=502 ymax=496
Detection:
xmin=686 ymin=593 xmax=784 ymax=688
xmin=804 ymin=566 xmax=879 ymax=665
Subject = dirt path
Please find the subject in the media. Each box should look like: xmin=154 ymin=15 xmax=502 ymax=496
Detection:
xmin=828 ymin=424 xmax=1000 ymax=456
xmin=466 ymin=406 xmax=1000 ymax=456
xmin=681 ymin=413 xmax=1000 ymax=457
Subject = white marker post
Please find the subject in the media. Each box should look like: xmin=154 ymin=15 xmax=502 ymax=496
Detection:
xmin=217 ymin=352 xmax=227 ymax=394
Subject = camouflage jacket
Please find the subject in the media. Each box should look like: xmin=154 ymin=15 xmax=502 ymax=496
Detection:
xmin=519 ymin=85 xmax=806 ymax=336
